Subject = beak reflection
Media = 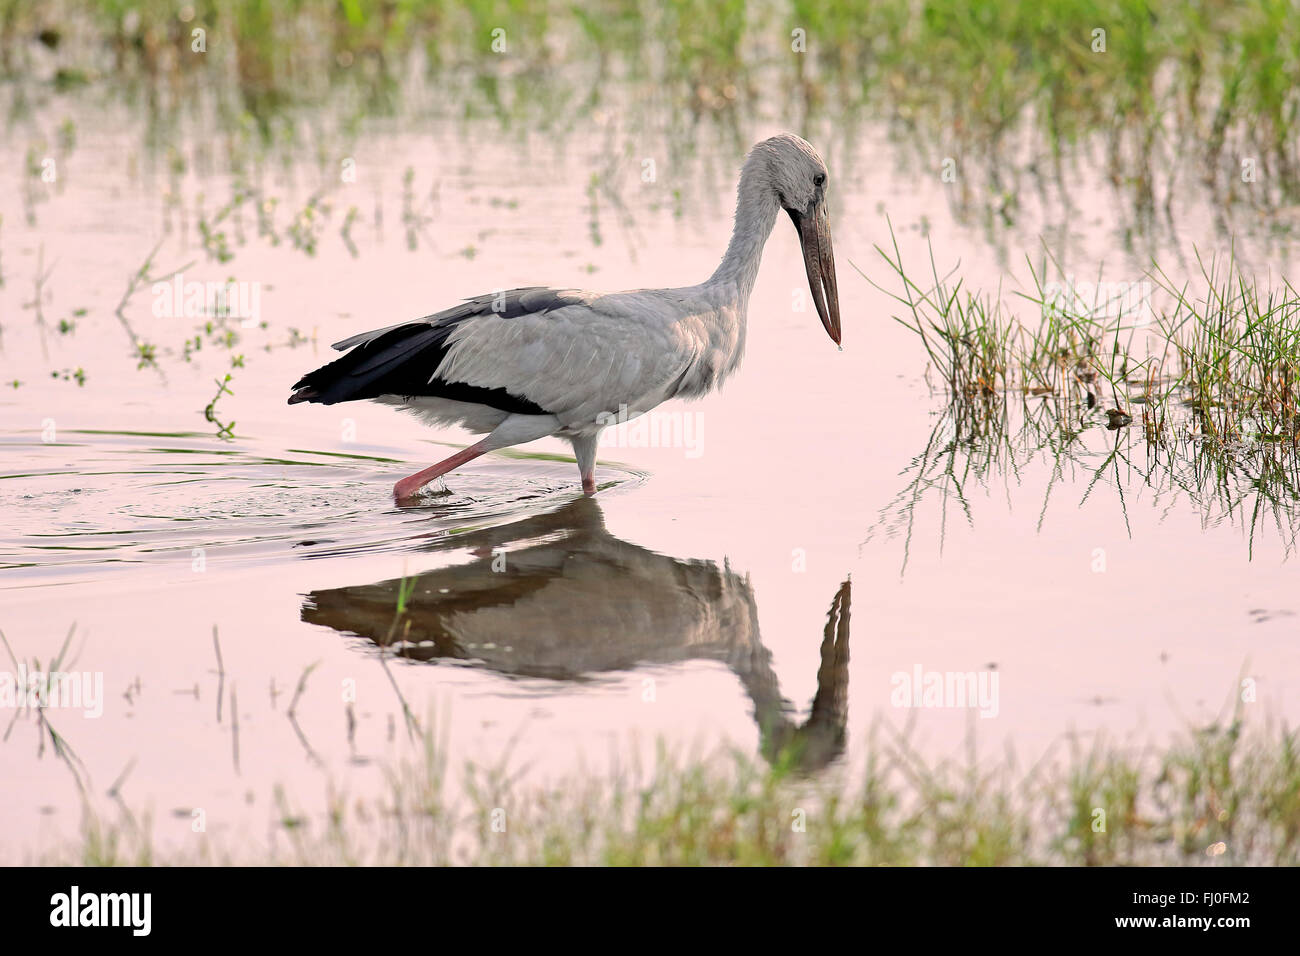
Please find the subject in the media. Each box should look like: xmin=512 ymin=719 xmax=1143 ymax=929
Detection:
xmin=301 ymin=498 xmax=852 ymax=772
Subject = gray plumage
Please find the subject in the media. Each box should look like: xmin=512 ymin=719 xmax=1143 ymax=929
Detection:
xmin=288 ymin=133 xmax=841 ymax=497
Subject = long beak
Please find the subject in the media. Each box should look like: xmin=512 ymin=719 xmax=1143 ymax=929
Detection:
xmin=789 ymin=198 xmax=841 ymax=346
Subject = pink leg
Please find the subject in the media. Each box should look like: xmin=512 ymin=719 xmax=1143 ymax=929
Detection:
xmin=573 ymin=435 xmax=599 ymax=496
xmin=393 ymin=439 xmax=490 ymax=500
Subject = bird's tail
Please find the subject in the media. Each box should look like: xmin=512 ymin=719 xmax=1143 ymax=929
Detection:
xmin=287 ymin=323 xmax=453 ymax=406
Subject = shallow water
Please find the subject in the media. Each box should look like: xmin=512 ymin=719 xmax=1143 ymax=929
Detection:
xmin=2 ymin=90 xmax=1299 ymax=857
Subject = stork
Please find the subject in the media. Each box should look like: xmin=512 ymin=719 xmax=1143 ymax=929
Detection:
xmin=288 ymin=133 xmax=842 ymax=500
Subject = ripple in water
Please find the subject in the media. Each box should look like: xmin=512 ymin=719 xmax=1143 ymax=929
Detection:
xmin=0 ymin=431 xmax=644 ymax=584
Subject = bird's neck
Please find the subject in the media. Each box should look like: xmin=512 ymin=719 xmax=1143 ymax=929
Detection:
xmin=707 ymin=164 xmax=781 ymax=306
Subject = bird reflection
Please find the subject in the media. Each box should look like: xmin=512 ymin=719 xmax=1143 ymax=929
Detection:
xmin=302 ymin=497 xmax=851 ymax=772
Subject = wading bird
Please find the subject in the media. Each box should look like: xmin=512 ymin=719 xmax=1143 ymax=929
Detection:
xmin=289 ymin=133 xmax=841 ymax=500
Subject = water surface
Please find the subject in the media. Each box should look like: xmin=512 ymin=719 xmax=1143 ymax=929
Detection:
xmin=2 ymin=82 xmax=1298 ymax=858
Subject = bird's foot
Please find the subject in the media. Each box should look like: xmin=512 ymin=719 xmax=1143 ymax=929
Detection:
xmin=393 ymin=478 xmax=427 ymax=502
xmin=581 ymin=473 xmax=597 ymax=496
xmin=394 ymin=475 xmax=446 ymax=501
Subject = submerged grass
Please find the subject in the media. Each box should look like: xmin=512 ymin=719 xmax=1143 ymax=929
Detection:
xmin=31 ymin=702 xmax=1300 ymax=866
xmin=867 ymin=391 xmax=1300 ymax=574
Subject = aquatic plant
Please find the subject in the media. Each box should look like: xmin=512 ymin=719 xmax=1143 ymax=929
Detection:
xmin=867 ymin=222 xmax=1300 ymax=453
xmin=28 ymin=698 xmax=1300 ymax=866
xmin=2 ymin=1 xmax=1298 ymax=218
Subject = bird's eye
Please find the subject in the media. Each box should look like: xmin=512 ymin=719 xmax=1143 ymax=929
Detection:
xmin=813 ymin=173 xmax=826 ymax=187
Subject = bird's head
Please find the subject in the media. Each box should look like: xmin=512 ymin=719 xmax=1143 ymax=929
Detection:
xmin=751 ymin=133 xmax=842 ymax=347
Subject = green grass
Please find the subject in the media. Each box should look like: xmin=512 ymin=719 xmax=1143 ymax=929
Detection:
xmin=29 ymin=701 xmax=1300 ymax=866
xmin=859 ymin=222 xmax=1300 ymax=562
xmin=866 ymin=222 xmax=1300 ymax=451
xmin=4 ymin=1 xmax=1300 ymax=209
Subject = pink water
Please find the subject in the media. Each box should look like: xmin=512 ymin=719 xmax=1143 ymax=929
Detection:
xmin=2 ymin=107 xmax=1298 ymax=858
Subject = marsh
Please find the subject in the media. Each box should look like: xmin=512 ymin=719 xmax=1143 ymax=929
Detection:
xmin=1 ymin=0 xmax=1298 ymax=865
